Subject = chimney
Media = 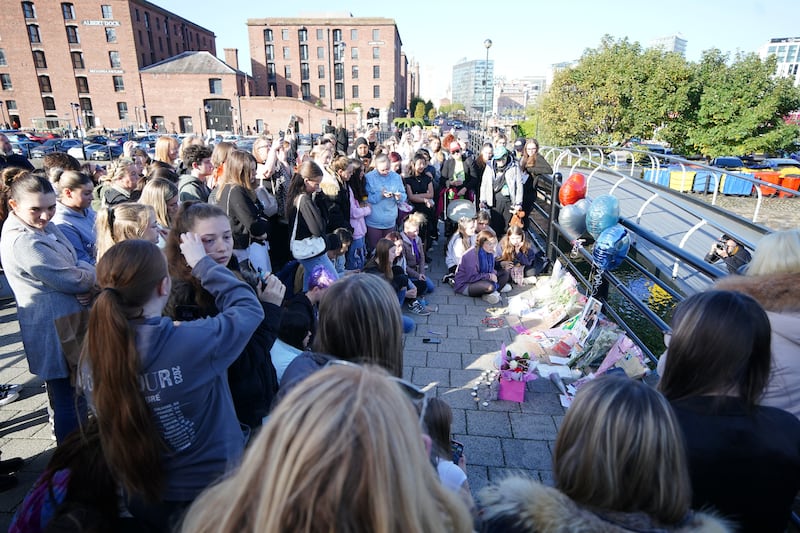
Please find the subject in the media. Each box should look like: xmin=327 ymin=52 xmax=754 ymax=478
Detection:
xmin=224 ymin=48 xmax=239 ymax=71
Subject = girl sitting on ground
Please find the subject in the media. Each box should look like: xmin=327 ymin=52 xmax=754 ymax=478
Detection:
xmin=400 ymin=213 xmax=436 ymax=297
xmin=454 ymin=230 xmax=510 ymax=305
xmin=498 ymin=225 xmax=546 ymax=285
xmin=365 ymin=237 xmax=430 ymax=319
xmin=444 ymin=215 xmax=477 ymax=285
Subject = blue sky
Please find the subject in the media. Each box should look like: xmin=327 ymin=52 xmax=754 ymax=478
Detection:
xmin=157 ymin=0 xmax=798 ymax=102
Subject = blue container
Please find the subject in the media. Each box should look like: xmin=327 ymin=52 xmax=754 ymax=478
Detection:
xmin=643 ymin=168 xmax=670 ymax=187
xmin=720 ymin=173 xmax=754 ymax=196
xmin=693 ymin=171 xmax=718 ymax=193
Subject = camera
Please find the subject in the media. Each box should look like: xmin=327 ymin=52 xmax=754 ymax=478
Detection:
xmin=715 ymin=241 xmax=725 ymax=251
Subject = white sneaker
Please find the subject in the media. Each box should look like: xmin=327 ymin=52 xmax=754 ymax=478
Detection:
xmin=0 ymin=389 xmax=19 ymax=407
xmin=523 ymin=276 xmax=538 ymax=285
xmin=500 ymin=284 xmax=512 ymax=293
xmin=481 ymin=291 xmax=501 ymax=305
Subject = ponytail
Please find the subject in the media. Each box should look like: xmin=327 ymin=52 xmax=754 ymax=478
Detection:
xmin=87 ymin=240 xmax=167 ymax=501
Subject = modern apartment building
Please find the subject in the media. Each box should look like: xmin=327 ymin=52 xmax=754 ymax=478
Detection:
xmin=649 ymin=34 xmax=688 ymax=56
xmin=759 ymin=37 xmax=800 ymax=87
xmin=451 ymin=59 xmax=494 ymax=118
xmin=0 ymin=0 xmax=215 ymax=131
xmin=246 ymin=15 xmax=409 ymax=122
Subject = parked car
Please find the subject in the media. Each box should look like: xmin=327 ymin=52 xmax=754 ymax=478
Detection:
xmin=85 ymin=135 xmax=115 ymax=146
xmin=90 ymin=144 xmax=124 ymax=160
xmin=710 ymin=156 xmax=745 ymax=170
xmin=763 ymin=157 xmax=800 ymax=176
xmin=29 ymin=139 xmax=66 ymax=158
xmin=10 ymin=140 xmax=41 ymax=158
xmin=67 ymin=143 xmax=105 ymax=160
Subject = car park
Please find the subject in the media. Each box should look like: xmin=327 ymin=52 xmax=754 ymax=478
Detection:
xmin=10 ymin=140 xmax=40 ymax=158
xmin=29 ymin=139 xmax=66 ymax=158
xmin=67 ymin=143 xmax=105 ymax=160
xmin=763 ymin=157 xmax=800 ymax=176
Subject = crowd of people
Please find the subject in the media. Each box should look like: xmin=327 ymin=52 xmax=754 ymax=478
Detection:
xmin=0 ymin=127 xmax=798 ymax=531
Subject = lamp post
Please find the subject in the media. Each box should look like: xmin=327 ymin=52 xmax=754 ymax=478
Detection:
xmin=336 ymin=42 xmax=347 ymax=133
xmin=142 ymin=105 xmax=148 ymax=131
xmin=235 ymin=92 xmax=243 ymax=135
xmin=0 ymin=101 xmax=7 ymax=128
xmin=483 ymin=39 xmax=492 ymax=136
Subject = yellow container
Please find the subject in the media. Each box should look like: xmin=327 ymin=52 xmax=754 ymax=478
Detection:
xmin=669 ymin=170 xmax=696 ymax=192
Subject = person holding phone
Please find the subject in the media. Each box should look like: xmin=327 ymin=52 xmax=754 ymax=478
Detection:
xmin=423 ymin=397 xmax=475 ymax=516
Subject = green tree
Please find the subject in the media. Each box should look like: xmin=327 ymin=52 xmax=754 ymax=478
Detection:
xmin=413 ymin=102 xmax=426 ymax=120
xmin=687 ymin=51 xmax=800 ymax=157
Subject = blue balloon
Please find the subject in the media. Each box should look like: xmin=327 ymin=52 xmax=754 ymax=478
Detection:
xmin=592 ymin=224 xmax=631 ymax=271
xmin=585 ymin=194 xmax=620 ymax=239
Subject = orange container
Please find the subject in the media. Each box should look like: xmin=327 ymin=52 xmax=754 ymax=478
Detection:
xmin=779 ymin=175 xmax=800 ymax=198
xmin=754 ymin=171 xmax=783 ymax=196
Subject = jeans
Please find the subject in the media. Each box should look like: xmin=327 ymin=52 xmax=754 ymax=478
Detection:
xmin=346 ymin=237 xmax=367 ymax=271
xmin=46 ymin=377 xmax=88 ymax=444
xmin=300 ymin=253 xmax=338 ymax=292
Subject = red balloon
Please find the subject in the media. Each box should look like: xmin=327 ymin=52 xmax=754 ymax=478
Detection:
xmin=559 ymin=173 xmax=587 ymax=206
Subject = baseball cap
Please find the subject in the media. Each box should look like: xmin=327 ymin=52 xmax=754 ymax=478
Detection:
xmin=514 ymin=138 xmax=525 ymax=151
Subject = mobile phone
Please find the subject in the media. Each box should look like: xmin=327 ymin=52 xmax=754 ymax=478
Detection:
xmin=450 ymin=440 xmax=464 ymax=463
xmin=422 ymin=338 xmax=441 ymax=344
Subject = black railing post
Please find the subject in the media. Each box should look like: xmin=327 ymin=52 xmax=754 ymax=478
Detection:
xmin=546 ymin=172 xmax=562 ymax=264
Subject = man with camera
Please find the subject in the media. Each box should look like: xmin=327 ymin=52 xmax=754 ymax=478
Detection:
xmin=704 ymin=234 xmax=751 ymax=274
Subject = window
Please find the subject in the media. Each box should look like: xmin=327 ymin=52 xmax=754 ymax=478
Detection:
xmin=351 ymin=29 xmax=358 ymax=40
xmin=300 ymin=63 xmax=309 ymax=80
xmin=283 ymin=47 xmax=290 ymax=60
xmin=372 ymin=29 xmax=380 ymax=40
xmin=373 ymin=65 xmax=380 ymax=79
xmin=135 ymin=8 xmax=140 ymax=21
xmin=334 ymin=63 xmax=344 ymax=81
xmin=264 ymin=29 xmax=273 ymax=42
xmin=33 ymin=50 xmax=47 ymax=68
xmin=79 ymin=98 xmax=92 ymax=112
xmin=268 ymin=82 xmax=277 ymax=96
xmin=318 ymin=65 xmax=325 ymax=79
xmin=300 ymin=45 xmax=308 ymax=61
xmin=351 ymin=47 xmax=359 ymax=60
xmin=281 ymin=29 xmax=289 ymax=40
xmin=112 ymin=76 xmax=124 ymax=92
xmin=267 ymin=63 xmax=276 ymax=80
xmin=71 ymin=51 xmax=84 ymax=69
xmin=301 ymin=83 xmax=310 ymax=99
xmin=333 ymin=29 xmax=342 ymax=42
xmin=21 ymin=2 xmax=35 ymax=18
xmin=109 ymin=51 xmax=121 ymax=68
xmin=284 ymin=65 xmax=291 ymax=79
xmin=319 ymin=85 xmax=326 ymax=98
xmin=117 ymin=102 xmax=128 ymax=119
xmin=0 ymin=49 xmax=6 ymax=66
xmin=209 ymin=78 xmax=222 ymax=94
xmin=39 ymin=75 xmax=52 ymax=92
xmin=1 ymin=74 xmax=12 ymax=90
xmin=316 ymin=29 xmax=323 ymax=40
xmin=351 ymin=65 xmax=359 ymax=79
xmin=101 ymin=5 xmax=113 ymax=18
xmin=334 ymin=46 xmax=344 ymax=62
xmin=285 ymin=85 xmax=292 ymax=98
xmin=352 ymin=85 xmax=359 ymax=98
xmin=61 ymin=3 xmax=75 ymax=20
xmin=335 ymin=83 xmax=343 ymax=100
xmin=27 ymin=24 xmax=41 ymax=43
xmin=266 ymin=45 xmax=274 ymax=61
xmin=158 ymin=37 xmax=163 ymax=52
xmin=6 ymin=100 xmax=17 ymax=110
xmin=372 ymin=47 xmax=380 ymax=60
xmin=373 ymin=85 xmax=380 ymax=98
xmin=317 ymin=46 xmax=324 ymax=60
xmin=298 ymin=28 xmax=307 ymax=42
xmin=75 ymin=76 xmax=89 ymax=94
xmin=66 ymin=26 xmax=80 ymax=44
xmin=42 ymin=96 xmax=56 ymax=111
xmin=105 ymin=27 xmax=117 ymax=43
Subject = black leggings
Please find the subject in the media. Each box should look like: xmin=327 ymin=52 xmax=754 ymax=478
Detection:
xmin=465 ymin=269 xmax=510 ymax=296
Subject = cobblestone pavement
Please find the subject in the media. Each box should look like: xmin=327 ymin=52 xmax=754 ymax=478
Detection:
xmin=695 ymin=194 xmax=800 ymax=231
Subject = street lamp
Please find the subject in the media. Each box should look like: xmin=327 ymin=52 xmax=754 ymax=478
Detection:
xmin=336 ymin=42 xmax=347 ymax=133
xmin=483 ymin=39 xmax=492 ymax=135
xmin=0 ymin=101 xmax=7 ymax=129
xmin=203 ymin=104 xmax=212 ymax=137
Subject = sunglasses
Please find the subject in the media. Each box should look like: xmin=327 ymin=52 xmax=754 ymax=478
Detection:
xmin=323 ymin=359 xmax=429 ymax=423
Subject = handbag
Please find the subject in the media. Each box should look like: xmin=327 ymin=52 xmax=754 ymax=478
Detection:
xmin=290 ymin=196 xmax=326 ymax=260
xmin=256 ymin=184 xmax=279 ymax=217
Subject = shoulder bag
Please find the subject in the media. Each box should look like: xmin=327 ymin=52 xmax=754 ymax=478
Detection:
xmin=290 ymin=196 xmax=326 ymax=260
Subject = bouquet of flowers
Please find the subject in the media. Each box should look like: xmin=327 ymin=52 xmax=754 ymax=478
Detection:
xmin=497 ymin=343 xmax=538 ymax=382
xmin=496 ymin=343 xmax=537 ymax=402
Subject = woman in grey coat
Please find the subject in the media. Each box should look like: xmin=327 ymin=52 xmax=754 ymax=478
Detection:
xmin=0 ymin=174 xmax=96 ymax=443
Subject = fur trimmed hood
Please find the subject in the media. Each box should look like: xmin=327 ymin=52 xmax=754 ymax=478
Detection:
xmin=714 ymin=273 xmax=800 ymax=313
xmin=478 ymin=477 xmax=730 ymax=533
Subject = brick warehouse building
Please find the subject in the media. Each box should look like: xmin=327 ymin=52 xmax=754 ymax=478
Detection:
xmin=0 ymin=0 xmax=215 ymax=132
xmin=0 ymin=2 xmax=412 ymax=135
xmin=246 ymin=16 xmax=410 ymax=127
